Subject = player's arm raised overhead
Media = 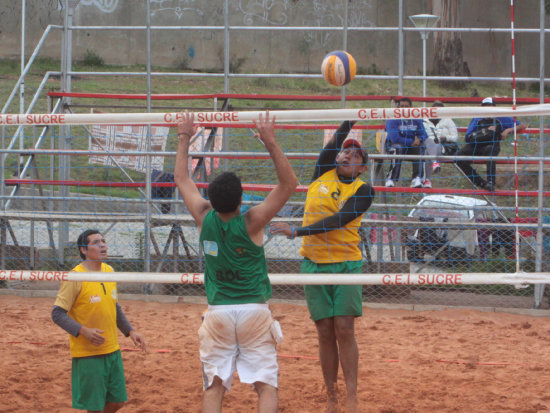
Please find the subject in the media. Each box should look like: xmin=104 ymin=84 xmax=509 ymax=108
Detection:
xmin=313 ymin=120 xmax=356 ymax=181
xmin=174 ymin=111 xmax=212 ymax=227
xmin=245 ymin=111 xmax=299 ymax=239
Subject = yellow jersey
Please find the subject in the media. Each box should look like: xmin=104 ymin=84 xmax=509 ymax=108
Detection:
xmin=54 ymin=263 xmax=120 ymax=358
xmin=299 ymin=169 xmax=365 ymax=263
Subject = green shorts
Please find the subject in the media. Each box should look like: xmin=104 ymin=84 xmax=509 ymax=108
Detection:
xmin=71 ymin=350 xmax=128 ymax=411
xmin=301 ymin=259 xmax=363 ymax=322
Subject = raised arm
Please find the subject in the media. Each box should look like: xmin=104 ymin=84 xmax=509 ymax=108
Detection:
xmin=174 ymin=111 xmax=212 ymax=227
xmin=312 ymin=120 xmax=356 ymax=181
xmin=245 ymin=112 xmax=299 ymax=242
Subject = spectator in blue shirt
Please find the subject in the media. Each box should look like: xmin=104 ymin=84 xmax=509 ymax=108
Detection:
xmin=384 ymin=97 xmax=428 ymax=188
xmin=456 ymin=97 xmax=526 ymax=192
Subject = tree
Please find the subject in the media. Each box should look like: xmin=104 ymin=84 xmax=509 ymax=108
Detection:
xmin=431 ymin=0 xmax=470 ymax=88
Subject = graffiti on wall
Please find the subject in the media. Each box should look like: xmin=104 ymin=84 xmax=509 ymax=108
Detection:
xmin=80 ymin=0 xmax=119 ymax=13
xmin=150 ymin=0 xmax=204 ymax=19
xmin=236 ymin=0 xmax=289 ymax=26
xmin=348 ymin=0 xmax=374 ymax=28
xmin=301 ymin=0 xmax=374 ymax=48
xmin=78 ymin=0 xmax=205 ymax=19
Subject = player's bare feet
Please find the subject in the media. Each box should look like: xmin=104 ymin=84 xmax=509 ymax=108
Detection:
xmin=327 ymin=397 xmax=339 ymax=413
xmin=345 ymin=396 xmax=358 ymax=413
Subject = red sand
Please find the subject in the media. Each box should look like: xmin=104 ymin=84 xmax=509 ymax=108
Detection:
xmin=2 ymin=295 xmax=550 ymax=413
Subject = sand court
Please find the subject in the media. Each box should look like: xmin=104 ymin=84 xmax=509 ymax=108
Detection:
xmin=2 ymin=294 xmax=550 ymax=413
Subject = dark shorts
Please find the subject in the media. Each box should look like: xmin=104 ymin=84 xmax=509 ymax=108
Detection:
xmin=71 ymin=350 xmax=127 ymax=411
xmin=301 ymin=259 xmax=363 ymax=321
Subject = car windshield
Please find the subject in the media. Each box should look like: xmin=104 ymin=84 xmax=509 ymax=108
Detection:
xmin=411 ymin=200 xmax=470 ymax=220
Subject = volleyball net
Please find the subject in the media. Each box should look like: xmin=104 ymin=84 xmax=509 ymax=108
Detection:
xmin=1 ymin=97 xmax=550 ymax=308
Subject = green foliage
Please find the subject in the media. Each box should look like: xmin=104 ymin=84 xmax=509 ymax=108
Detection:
xmin=357 ymin=63 xmax=387 ymax=76
xmin=251 ymin=77 xmax=269 ymax=88
xmin=0 ymin=59 xmax=19 ymax=76
xmin=80 ymin=49 xmax=105 ymax=67
xmin=529 ymin=82 xmax=549 ymax=94
xmin=229 ymin=55 xmax=247 ymax=73
xmin=174 ymin=55 xmax=190 ymax=71
xmin=31 ymin=57 xmax=59 ymax=71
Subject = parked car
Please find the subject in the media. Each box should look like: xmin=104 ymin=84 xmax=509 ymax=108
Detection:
xmin=406 ymin=194 xmax=498 ymax=263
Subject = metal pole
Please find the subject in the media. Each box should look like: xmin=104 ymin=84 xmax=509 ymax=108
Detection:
xmin=1 ymin=125 xmax=4 ymax=211
xmin=58 ymin=0 xmax=73 ymax=264
xmin=224 ymin=0 xmax=229 ymax=93
xmin=422 ymin=33 xmax=427 ymax=105
xmin=534 ymin=0 xmax=546 ymax=307
xmin=341 ymin=0 xmax=349 ymax=108
xmin=144 ymin=0 xmax=152 ymax=286
xmin=47 ymin=96 xmax=53 ymax=216
xmin=19 ymin=0 xmax=26 ymax=168
xmin=397 ymin=0 xmax=403 ymax=95
xmin=222 ymin=0 xmax=230 ymax=172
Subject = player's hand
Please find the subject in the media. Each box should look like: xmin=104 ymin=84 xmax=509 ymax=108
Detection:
xmin=129 ymin=330 xmax=147 ymax=352
xmin=79 ymin=326 xmax=106 ymax=346
xmin=177 ymin=110 xmax=198 ymax=143
xmin=269 ymin=222 xmax=292 ymax=237
xmin=412 ymin=137 xmax=422 ymax=147
xmin=253 ymin=111 xmax=276 ymax=146
xmin=439 ymin=136 xmax=447 ymax=143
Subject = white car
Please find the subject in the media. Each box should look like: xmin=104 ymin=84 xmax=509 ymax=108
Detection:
xmin=406 ymin=194 xmax=497 ymax=262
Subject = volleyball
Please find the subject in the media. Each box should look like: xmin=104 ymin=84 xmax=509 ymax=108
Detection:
xmin=321 ymin=51 xmax=356 ymax=86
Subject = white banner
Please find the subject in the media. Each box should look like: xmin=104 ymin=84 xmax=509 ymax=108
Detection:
xmin=89 ymin=124 xmax=169 ymax=172
xmin=2 ymin=270 xmax=549 ymax=285
xmin=2 ymin=104 xmax=550 ymax=125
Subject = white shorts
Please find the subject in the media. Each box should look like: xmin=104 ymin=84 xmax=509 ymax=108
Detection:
xmin=198 ymin=303 xmax=281 ymax=391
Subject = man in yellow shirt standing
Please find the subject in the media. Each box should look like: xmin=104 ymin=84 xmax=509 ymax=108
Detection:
xmin=271 ymin=121 xmax=374 ymax=413
xmin=52 ymin=229 xmax=146 ymax=412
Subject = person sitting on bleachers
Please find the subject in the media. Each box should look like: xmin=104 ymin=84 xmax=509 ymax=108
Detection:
xmin=456 ymin=97 xmax=526 ymax=192
xmin=422 ymin=100 xmax=459 ymax=188
xmin=384 ymin=97 xmax=428 ymax=188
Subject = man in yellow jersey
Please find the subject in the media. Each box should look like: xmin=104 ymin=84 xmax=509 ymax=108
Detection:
xmin=174 ymin=111 xmax=298 ymax=413
xmin=52 ymin=229 xmax=146 ymax=413
xmin=270 ymin=120 xmax=374 ymax=413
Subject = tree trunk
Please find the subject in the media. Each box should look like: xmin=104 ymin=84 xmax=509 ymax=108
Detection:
xmin=431 ymin=0 xmax=470 ymax=88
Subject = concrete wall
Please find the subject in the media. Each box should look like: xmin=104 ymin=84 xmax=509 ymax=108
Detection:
xmin=0 ymin=0 xmax=548 ymax=79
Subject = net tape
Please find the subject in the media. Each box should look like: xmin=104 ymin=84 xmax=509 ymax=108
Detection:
xmin=3 ymin=270 xmax=550 ymax=285
xmin=1 ymin=104 xmax=549 ymax=126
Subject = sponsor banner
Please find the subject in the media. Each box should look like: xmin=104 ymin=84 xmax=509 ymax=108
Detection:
xmin=190 ymin=127 xmax=223 ymax=177
xmin=2 ymin=104 xmax=550 ymax=125
xmin=89 ymin=123 xmax=169 ymax=172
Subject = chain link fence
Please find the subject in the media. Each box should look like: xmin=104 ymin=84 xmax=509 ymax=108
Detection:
xmin=1 ymin=181 xmax=548 ymax=309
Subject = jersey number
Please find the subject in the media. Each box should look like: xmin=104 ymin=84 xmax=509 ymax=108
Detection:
xmin=215 ymin=270 xmax=242 ymax=282
xmin=100 ymin=282 xmax=107 ymax=295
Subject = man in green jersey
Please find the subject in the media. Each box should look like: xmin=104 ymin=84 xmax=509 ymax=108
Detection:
xmin=174 ymin=110 xmax=298 ymax=413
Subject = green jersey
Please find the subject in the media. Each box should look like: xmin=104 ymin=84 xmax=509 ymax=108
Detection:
xmin=199 ymin=210 xmax=271 ymax=305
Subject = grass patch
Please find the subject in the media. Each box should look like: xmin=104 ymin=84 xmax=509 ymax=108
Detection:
xmin=0 ymin=57 xmax=547 ymax=207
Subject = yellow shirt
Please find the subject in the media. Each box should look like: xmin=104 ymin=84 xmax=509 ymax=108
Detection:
xmin=299 ymin=169 xmax=365 ymax=264
xmin=54 ymin=263 xmax=120 ymax=358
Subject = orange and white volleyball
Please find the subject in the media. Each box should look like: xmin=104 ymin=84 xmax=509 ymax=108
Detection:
xmin=321 ymin=51 xmax=357 ymax=86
